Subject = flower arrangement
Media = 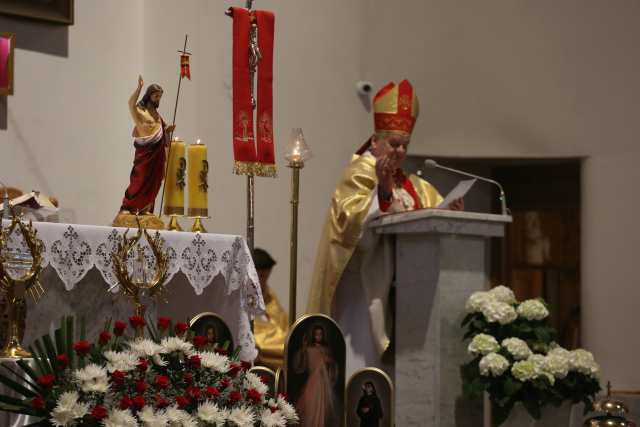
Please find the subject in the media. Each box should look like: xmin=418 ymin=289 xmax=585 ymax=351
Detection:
xmin=0 ymin=316 xmax=298 ymax=427
xmin=461 ymin=286 xmax=600 ymax=425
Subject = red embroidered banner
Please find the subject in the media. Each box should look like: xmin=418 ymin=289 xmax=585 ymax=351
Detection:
xmin=232 ymin=7 xmax=276 ymax=177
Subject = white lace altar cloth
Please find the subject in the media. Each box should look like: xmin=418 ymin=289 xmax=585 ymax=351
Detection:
xmin=1 ymin=220 xmax=264 ymax=361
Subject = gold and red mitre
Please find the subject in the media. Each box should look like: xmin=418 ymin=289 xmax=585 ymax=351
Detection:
xmin=373 ymin=79 xmax=419 ymax=137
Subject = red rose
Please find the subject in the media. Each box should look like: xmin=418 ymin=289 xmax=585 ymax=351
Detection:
xmin=91 ymin=405 xmax=108 ymax=420
xmin=241 ymin=361 xmax=252 ymax=370
xmin=186 ymin=386 xmax=201 ymax=400
xmin=155 ymin=394 xmax=170 ymax=409
xmin=215 ymin=347 xmax=228 ymax=356
xmin=111 ymin=370 xmax=126 ymax=385
xmin=135 ymin=381 xmax=147 ymax=394
xmin=119 ymin=396 xmax=133 ymax=410
xmin=205 ymin=386 xmax=220 ymax=398
xmin=176 ymin=395 xmax=191 ymax=409
xmin=228 ymin=390 xmax=242 ymax=404
xmin=228 ymin=363 xmax=242 ymax=377
xmin=183 ymin=372 xmax=193 ymax=385
xmin=56 ymin=354 xmax=69 ymax=370
xmin=189 ymin=355 xmax=201 ymax=369
xmin=114 ymin=321 xmax=127 ymax=336
xmin=37 ymin=374 xmax=56 ymax=388
xmin=260 ymin=375 xmax=270 ymax=385
xmin=192 ymin=335 xmax=208 ymax=349
xmin=247 ymin=388 xmax=262 ymax=404
xmin=99 ymin=331 xmax=112 ymax=345
xmin=137 ymin=359 xmax=149 ymax=372
xmin=31 ymin=396 xmax=45 ymax=410
xmin=174 ymin=322 xmax=189 ymax=336
xmin=154 ymin=375 xmax=170 ymax=390
xmin=132 ymin=395 xmax=146 ymax=410
xmin=73 ymin=340 xmax=91 ymax=357
xmin=157 ymin=317 xmax=171 ymax=331
xmin=129 ymin=316 xmax=145 ymax=329
xmin=219 ymin=377 xmax=231 ymax=390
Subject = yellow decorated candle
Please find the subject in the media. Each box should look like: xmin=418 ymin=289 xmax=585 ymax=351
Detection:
xmin=187 ymin=140 xmax=209 ymax=217
xmin=163 ymin=138 xmax=186 ymax=215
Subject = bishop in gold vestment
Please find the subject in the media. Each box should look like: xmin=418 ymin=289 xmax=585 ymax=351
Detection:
xmin=306 ymin=80 xmax=462 ymax=375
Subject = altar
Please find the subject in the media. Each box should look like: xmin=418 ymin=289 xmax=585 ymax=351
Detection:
xmin=2 ymin=220 xmax=264 ymax=361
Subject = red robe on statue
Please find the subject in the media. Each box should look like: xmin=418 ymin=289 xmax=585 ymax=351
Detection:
xmin=120 ymin=122 xmax=168 ymax=214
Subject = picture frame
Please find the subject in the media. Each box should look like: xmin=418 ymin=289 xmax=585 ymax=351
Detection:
xmin=346 ymin=367 xmax=394 ymax=427
xmin=249 ymin=366 xmax=277 ymax=399
xmin=284 ymin=313 xmax=346 ymax=427
xmin=188 ymin=312 xmax=234 ymax=355
xmin=0 ymin=0 xmax=74 ymax=25
xmin=0 ymin=32 xmax=14 ymax=96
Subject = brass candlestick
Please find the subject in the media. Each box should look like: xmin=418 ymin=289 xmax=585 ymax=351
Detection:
xmin=0 ymin=215 xmax=45 ymax=358
xmin=190 ymin=216 xmax=210 ymax=233
xmin=285 ymin=128 xmax=312 ymax=326
xmin=111 ymin=217 xmax=169 ymax=338
xmin=167 ymin=214 xmax=183 ymax=231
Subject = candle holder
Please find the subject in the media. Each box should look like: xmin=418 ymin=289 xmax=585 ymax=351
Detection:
xmin=166 ymin=214 xmax=183 ymax=231
xmin=189 ymin=216 xmax=210 ymax=233
xmin=285 ymin=128 xmax=312 ymax=326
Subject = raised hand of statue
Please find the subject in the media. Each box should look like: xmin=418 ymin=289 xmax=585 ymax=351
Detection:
xmin=375 ymin=155 xmax=395 ymax=194
xmin=138 ymin=75 xmax=144 ymax=90
xmin=165 ymin=124 xmax=176 ymax=133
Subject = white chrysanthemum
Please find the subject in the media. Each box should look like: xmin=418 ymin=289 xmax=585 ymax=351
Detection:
xmin=544 ymin=353 xmax=569 ymax=379
xmin=104 ymin=350 xmax=139 ymax=372
xmin=517 ymin=299 xmax=549 ymax=321
xmin=165 ymin=406 xmax=198 ymax=427
xmin=50 ymin=391 xmax=89 ymax=427
xmin=489 ymin=285 xmax=517 ymax=304
xmin=501 ymin=338 xmax=532 ymax=360
xmin=260 ymin=409 xmax=286 ymax=427
xmin=198 ymin=351 xmax=230 ymax=373
xmin=128 ymin=339 xmax=166 ymax=358
xmin=74 ymin=363 xmax=109 ymax=393
xmin=244 ymin=371 xmax=269 ymax=395
xmin=569 ymin=349 xmax=599 ymax=377
xmin=468 ymin=333 xmax=500 ymax=356
xmin=153 ymin=353 xmax=168 ymax=367
xmin=276 ymin=395 xmax=298 ymax=423
xmin=138 ymin=406 xmax=169 ymax=427
xmin=161 ymin=337 xmax=194 ymax=354
xmin=465 ymin=291 xmax=494 ymax=313
xmin=482 ymin=300 xmax=518 ymax=325
xmin=227 ymin=406 xmax=255 ymax=427
xmin=511 ymin=359 xmax=539 ymax=382
xmin=103 ymin=408 xmax=139 ymax=427
xmin=479 ymin=353 xmax=510 ymax=377
xmin=197 ymin=401 xmax=227 ymax=425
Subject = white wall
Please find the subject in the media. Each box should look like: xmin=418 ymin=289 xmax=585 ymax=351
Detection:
xmin=2 ymin=0 xmax=639 ymax=390
xmin=0 ymin=0 xmax=144 ymax=225
xmin=363 ymin=0 xmax=640 ymax=388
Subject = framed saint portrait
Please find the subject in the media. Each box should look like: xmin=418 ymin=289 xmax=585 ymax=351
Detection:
xmin=284 ymin=314 xmax=346 ymax=427
xmin=0 ymin=33 xmax=14 ymax=96
xmin=346 ymin=368 xmax=394 ymax=427
xmin=189 ymin=312 xmax=234 ymax=355
xmin=0 ymin=0 xmax=74 ymax=25
xmin=249 ymin=366 xmax=277 ymax=399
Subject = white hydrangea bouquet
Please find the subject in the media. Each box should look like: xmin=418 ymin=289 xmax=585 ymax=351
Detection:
xmin=461 ymin=286 xmax=600 ymax=425
xmin=0 ymin=316 xmax=298 ymax=427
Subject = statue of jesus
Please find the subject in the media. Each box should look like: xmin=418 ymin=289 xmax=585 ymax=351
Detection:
xmin=114 ymin=76 xmax=175 ymax=228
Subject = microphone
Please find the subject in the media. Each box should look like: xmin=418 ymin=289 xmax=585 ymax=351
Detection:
xmin=423 ymin=159 xmax=508 ymax=215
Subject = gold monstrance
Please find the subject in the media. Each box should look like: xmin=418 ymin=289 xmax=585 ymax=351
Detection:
xmin=0 ymin=216 xmax=45 ymax=358
xmin=111 ymin=218 xmax=169 ymax=338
